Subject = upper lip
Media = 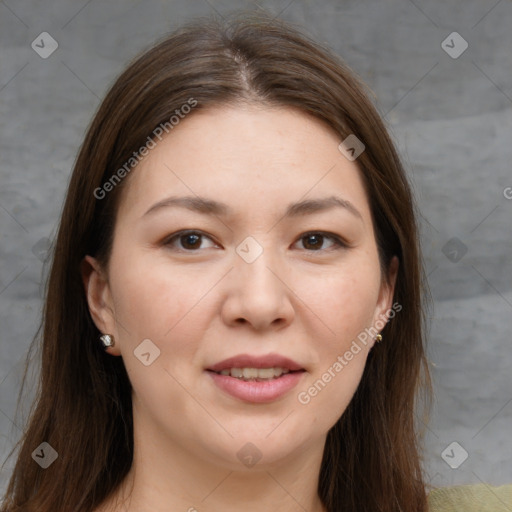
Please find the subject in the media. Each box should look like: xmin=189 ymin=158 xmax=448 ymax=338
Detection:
xmin=207 ymin=353 xmax=304 ymax=372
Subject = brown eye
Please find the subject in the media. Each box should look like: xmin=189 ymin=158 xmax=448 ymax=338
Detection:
xmin=296 ymin=232 xmax=346 ymax=252
xmin=164 ymin=230 xmax=217 ymax=252
xmin=179 ymin=233 xmax=202 ymax=250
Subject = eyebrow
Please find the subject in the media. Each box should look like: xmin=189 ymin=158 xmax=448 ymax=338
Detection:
xmin=142 ymin=194 xmax=363 ymax=220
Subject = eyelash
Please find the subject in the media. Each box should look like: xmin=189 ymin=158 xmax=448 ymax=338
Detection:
xmin=162 ymin=230 xmax=348 ymax=253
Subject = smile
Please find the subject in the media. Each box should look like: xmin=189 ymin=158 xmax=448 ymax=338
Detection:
xmin=213 ymin=367 xmax=292 ymax=380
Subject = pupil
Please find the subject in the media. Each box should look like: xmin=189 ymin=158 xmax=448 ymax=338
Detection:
xmin=305 ymin=234 xmax=322 ymax=249
xmin=183 ymin=234 xmax=200 ymax=249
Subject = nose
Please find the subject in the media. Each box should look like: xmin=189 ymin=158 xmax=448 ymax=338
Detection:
xmin=220 ymin=243 xmax=295 ymax=332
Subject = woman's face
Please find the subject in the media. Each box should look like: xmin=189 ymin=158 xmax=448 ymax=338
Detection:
xmin=85 ymin=105 xmax=397 ymax=470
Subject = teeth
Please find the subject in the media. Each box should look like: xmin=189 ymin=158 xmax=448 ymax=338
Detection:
xmin=217 ymin=367 xmax=291 ymax=380
xmin=253 ymin=368 xmax=274 ymax=379
xmin=243 ymin=368 xmax=259 ymax=379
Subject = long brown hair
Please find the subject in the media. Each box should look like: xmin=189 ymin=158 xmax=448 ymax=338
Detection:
xmin=1 ymin=12 xmax=431 ymax=512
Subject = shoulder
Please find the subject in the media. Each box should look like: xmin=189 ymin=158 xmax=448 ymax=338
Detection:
xmin=428 ymin=483 xmax=512 ymax=512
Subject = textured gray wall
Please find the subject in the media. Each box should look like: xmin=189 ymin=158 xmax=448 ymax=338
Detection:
xmin=1 ymin=0 xmax=511 ymax=494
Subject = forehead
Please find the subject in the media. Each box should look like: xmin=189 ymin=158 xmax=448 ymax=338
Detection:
xmin=116 ymin=105 xmax=371 ymax=224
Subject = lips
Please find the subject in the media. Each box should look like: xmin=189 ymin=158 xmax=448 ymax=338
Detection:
xmin=207 ymin=353 xmax=304 ymax=373
xmin=205 ymin=353 xmax=305 ymax=403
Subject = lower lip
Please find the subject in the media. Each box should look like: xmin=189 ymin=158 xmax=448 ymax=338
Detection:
xmin=206 ymin=371 xmax=305 ymax=403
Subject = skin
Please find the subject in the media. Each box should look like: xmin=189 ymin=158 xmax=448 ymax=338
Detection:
xmin=83 ymin=104 xmax=398 ymax=512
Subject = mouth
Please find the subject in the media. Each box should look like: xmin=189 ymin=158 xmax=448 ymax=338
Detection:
xmin=206 ymin=353 xmax=305 ymax=376
xmin=205 ymin=353 xmax=306 ymax=403
xmin=207 ymin=366 xmax=304 ymax=382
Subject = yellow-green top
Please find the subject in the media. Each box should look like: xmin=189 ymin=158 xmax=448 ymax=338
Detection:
xmin=428 ymin=483 xmax=512 ymax=511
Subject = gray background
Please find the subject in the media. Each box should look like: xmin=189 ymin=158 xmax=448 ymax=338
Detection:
xmin=1 ymin=0 xmax=511 ymax=495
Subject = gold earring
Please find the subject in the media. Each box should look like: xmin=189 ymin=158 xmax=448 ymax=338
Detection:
xmin=375 ymin=334 xmax=382 ymax=342
xmin=100 ymin=334 xmax=115 ymax=349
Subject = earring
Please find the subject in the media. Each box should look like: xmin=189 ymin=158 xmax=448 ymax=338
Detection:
xmin=375 ymin=333 xmax=382 ymax=342
xmin=100 ymin=334 xmax=115 ymax=349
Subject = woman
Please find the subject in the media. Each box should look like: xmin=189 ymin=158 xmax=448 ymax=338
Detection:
xmin=1 ymin=12 xmax=509 ymax=512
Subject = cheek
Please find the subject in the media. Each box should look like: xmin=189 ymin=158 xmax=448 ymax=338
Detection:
xmin=292 ymin=257 xmax=381 ymax=349
xmin=110 ymin=250 xmax=207 ymax=340
xmin=109 ymin=254 xmax=209 ymax=421
xmin=107 ymin=249 xmax=218 ymax=390
xmin=292 ymin=256 xmax=380 ymax=419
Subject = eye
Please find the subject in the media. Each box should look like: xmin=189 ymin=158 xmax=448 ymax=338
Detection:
xmin=163 ymin=230 xmax=218 ymax=251
xmin=162 ymin=230 xmax=347 ymax=253
xmin=294 ymin=231 xmax=347 ymax=252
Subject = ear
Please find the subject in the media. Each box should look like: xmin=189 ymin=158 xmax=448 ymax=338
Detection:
xmin=81 ymin=255 xmax=120 ymax=355
xmin=371 ymin=255 xmax=399 ymax=344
